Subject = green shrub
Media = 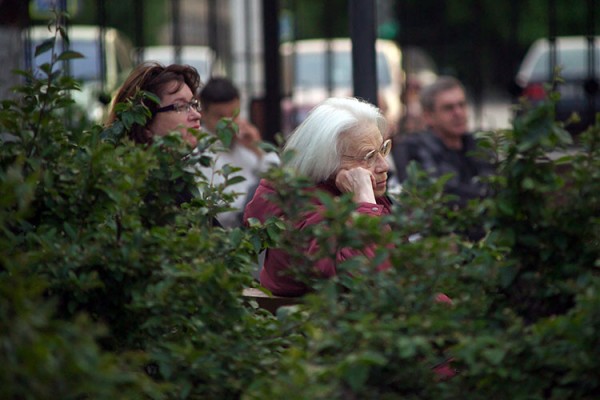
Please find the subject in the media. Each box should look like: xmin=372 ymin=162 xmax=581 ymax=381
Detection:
xmin=1 ymin=15 xmax=599 ymax=400
xmin=0 ymin=270 xmax=162 ymax=400
xmin=1 ymin=17 xmax=288 ymax=399
xmin=244 ymin=98 xmax=600 ymax=399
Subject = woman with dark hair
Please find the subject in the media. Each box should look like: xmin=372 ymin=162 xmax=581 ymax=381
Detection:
xmin=107 ymin=61 xmax=202 ymax=147
xmin=106 ymin=62 xmax=220 ymax=226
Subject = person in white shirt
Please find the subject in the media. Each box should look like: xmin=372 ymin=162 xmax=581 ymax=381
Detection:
xmin=197 ymin=77 xmax=279 ymax=228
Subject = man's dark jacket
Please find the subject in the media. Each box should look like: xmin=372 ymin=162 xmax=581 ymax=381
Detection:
xmin=392 ymin=130 xmax=495 ymax=207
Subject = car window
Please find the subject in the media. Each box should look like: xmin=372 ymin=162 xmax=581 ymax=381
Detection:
xmin=154 ymin=57 xmax=212 ymax=80
xmin=31 ymin=39 xmax=101 ymax=82
xmin=531 ymin=47 xmax=600 ymax=80
xmin=142 ymin=51 xmax=214 ymax=81
xmin=294 ymin=51 xmax=391 ymax=89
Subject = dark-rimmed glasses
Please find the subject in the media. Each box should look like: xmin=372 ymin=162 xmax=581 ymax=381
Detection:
xmin=155 ymin=99 xmax=201 ymax=114
xmin=343 ymin=139 xmax=392 ymax=167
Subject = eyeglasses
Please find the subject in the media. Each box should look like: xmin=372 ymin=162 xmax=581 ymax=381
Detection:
xmin=155 ymin=99 xmax=201 ymax=114
xmin=343 ymin=139 xmax=392 ymax=167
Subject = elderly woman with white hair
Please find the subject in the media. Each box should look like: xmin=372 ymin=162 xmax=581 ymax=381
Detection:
xmin=244 ymin=97 xmax=393 ymax=297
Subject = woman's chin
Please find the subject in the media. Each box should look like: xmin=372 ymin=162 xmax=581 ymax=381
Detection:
xmin=373 ymin=181 xmax=387 ymax=197
xmin=374 ymin=187 xmax=386 ymax=198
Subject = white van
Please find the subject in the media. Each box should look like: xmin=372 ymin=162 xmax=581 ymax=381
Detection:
xmin=281 ymin=39 xmax=404 ymax=135
xmin=514 ymin=36 xmax=600 ymax=133
xmin=140 ymin=45 xmax=224 ymax=82
xmin=26 ymin=25 xmax=134 ymax=122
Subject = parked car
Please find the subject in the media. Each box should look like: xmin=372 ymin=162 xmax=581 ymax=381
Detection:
xmin=280 ymin=38 xmax=403 ymax=136
xmin=514 ymin=36 xmax=600 ymax=133
xmin=140 ymin=45 xmax=224 ymax=82
xmin=26 ymin=25 xmax=134 ymax=123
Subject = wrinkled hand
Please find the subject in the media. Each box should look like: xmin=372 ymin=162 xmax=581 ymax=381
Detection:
xmin=335 ymin=167 xmax=376 ymax=203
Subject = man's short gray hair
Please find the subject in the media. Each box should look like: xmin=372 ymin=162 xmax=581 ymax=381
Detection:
xmin=284 ymin=97 xmax=387 ymax=183
xmin=420 ymin=76 xmax=465 ymax=112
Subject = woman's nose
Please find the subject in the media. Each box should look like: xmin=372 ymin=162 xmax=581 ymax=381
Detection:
xmin=190 ymin=108 xmax=202 ymax=119
xmin=374 ymin=153 xmax=389 ymax=172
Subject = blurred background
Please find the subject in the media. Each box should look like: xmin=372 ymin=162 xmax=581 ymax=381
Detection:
xmin=0 ymin=0 xmax=598 ymax=140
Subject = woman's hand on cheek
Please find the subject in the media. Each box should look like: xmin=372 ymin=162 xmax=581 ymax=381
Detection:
xmin=335 ymin=167 xmax=376 ymax=204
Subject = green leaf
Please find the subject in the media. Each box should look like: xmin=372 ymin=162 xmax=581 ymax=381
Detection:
xmin=482 ymin=347 xmax=506 ymax=365
xmin=35 ymin=38 xmax=55 ymax=57
xmin=521 ymin=177 xmax=535 ymax=190
xmin=58 ymin=26 xmax=69 ymax=43
xmin=226 ymin=176 xmax=246 ymax=186
xmin=342 ymin=363 xmax=370 ymax=391
xmin=216 ymin=118 xmax=236 ymax=148
xmin=498 ymin=263 xmax=519 ymax=288
xmin=57 ymin=50 xmax=85 ymax=61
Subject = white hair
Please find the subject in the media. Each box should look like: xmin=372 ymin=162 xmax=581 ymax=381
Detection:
xmin=283 ymin=97 xmax=387 ymax=183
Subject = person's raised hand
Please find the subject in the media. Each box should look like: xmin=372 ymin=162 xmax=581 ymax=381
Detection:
xmin=335 ymin=167 xmax=376 ymax=203
xmin=235 ymin=118 xmax=264 ymax=157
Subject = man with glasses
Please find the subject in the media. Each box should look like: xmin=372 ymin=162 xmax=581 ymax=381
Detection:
xmin=392 ymin=76 xmax=495 ymax=209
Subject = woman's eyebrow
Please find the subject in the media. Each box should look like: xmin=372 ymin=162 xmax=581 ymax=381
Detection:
xmin=169 ymin=95 xmax=193 ymax=103
xmin=352 ymin=146 xmax=377 ymax=156
xmin=359 ymin=142 xmax=383 ymax=152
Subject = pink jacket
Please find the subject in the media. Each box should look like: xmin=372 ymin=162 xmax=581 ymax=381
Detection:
xmin=243 ymin=179 xmax=392 ymax=296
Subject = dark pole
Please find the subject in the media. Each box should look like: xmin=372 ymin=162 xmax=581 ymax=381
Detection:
xmin=133 ymin=0 xmax=145 ymax=64
xmin=208 ymin=0 xmax=218 ymax=53
xmin=508 ymin=0 xmax=520 ymax=89
xmin=262 ymin=0 xmax=281 ymax=143
xmin=548 ymin=0 xmax=557 ymax=85
xmin=58 ymin=0 xmax=68 ymax=27
xmin=585 ymin=0 xmax=597 ymax=126
xmin=472 ymin=0 xmax=483 ymax=128
xmin=172 ymin=0 xmax=182 ymax=64
xmin=349 ymin=0 xmax=377 ymax=106
xmin=324 ymin=1 xmax=334 ymax=95
xmin=3 ymin=0 xmax=31 ymax=101
xmin=59 ymin=0 xmax=68 ymax=65
xmin=58 ymin=0 xmax=71 ymax=125
xmin=0 ymin=0 xmax=29 ymax=27
xmin=21 ymin=2 xmax=33 ymax=72
xmin=96 ymin=0 xmax=107 ymax=92
xmin=244 ymin=0 xmax=252 ymax=97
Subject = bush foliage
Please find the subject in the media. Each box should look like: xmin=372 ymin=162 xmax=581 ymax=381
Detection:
xmin=1 ymin=18 xmax=599 ymax=399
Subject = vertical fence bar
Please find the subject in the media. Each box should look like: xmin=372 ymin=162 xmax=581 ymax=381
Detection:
xmin=172 ymin=0 xmax=182 ymax=64
xmin=134 ymin=0 xmax=145 ymax=64
xmin=349 ymin=0 xmax=377 ymax=106
xmin=59 ymin=0 xmax=69 ymax=75
xmin=585 ymin=0 xmax=597 ymax=124
xmin=548 ymin=0 xmax=557 ymax=86
xmin=324 ymin=1 xmax=334 ymax=95
xmin=509 ymin=0 xmax=520 ymax=84
xmin=96 ymin=0 xmax=107 ymax=93
xmin=208 ymin=0 xmax=218 ymax=53
xmin=472 ymin=0 xmax=484 ymax=129
xmin=59 ymin=0 xmax=71 ymax=126
xmin=262 ymin=0 xmax=281 ymax=143
xmin=244 ymin=0 xmax=253 ymax=100
xmin=290 ymin=0 xmax=297 ymax=98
